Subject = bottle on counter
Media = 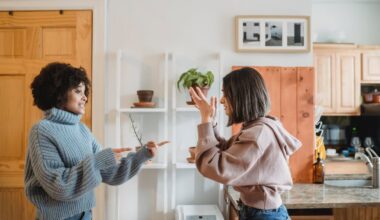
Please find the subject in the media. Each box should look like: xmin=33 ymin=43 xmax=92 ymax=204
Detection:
xmin=313 ymin=152 xmax=325 ymax=184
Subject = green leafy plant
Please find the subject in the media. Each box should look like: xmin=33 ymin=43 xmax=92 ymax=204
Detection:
xmin=177 ymin=68 xmax=214 ymax=91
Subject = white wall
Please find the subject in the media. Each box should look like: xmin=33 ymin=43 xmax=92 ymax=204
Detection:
xmin=312 ymin=1 xmax=380 ymax=44
xmin=105 ymin=0 xmax=312 ymax=219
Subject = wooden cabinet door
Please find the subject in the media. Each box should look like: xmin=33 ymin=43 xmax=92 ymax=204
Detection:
xmin=362 ymin=50 xmax=380 ymax=82
xmin=313 ymin=50 xmax=336 ymax=114
xmin=314 ymin=47 xmax=361 ymax=116
xmin=335 ymin=51 xmax=361 ymax=115
xmin=0 ymin=11 xmax=92 ymax=220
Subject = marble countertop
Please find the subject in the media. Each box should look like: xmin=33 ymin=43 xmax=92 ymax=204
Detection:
xmin=325 ymin=173 xmax=371 ymax=180
xmin=228 ymin=183 xmax=380 ymax=210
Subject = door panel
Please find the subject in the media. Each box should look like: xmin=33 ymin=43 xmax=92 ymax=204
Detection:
xmin=0 ymin=10 xmax=92 ymax=220
xmin=313 ymin=51 xmax=335 ymax=114
xmin=335 ymin=52 xmax=360 ymax=114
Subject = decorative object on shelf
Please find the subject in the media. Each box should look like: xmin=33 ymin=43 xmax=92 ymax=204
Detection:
xmin=128 ymin=114 xmax=152 ymax=163
xmin=187 ymin=146 xmax=197 ymax=163
xmin=128 ymin=113 xmax=144 ymax=146
xmin=235 ymin=15 xmax=310 ymax=52
xmin=177 ymin=68 xmax=214 ymax=105
xmin=137 ymin=90 xmax=154 ymax=102
xmin=133 ymin=90 xmax=156 ymax=108
xmin=133 ymin=102 xmax=156 ymax=108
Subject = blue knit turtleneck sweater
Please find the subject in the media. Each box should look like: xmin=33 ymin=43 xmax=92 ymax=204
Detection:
xmin=24 ymin=108 xmax=151 ymax=220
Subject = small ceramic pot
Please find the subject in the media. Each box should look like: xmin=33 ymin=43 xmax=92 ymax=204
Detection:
xmin=362 ymin=93 xmax=373 ymax=103
xmin=373 ymin=94 xmax=380 ymax=103
xmin=188 ymin=146 xmax=197 ymax=159
xmin=137 ymin=90 xmax=154 ymax=102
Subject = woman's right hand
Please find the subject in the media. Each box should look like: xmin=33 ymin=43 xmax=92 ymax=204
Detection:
xmin=112 ymin=148 xmax=132 ymax=161
xmin=146 ymin=141 xmax=170 ymax=157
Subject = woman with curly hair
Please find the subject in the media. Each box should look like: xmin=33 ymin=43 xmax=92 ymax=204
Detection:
xmin=24 ymin=62 xmax=168 ymax=220
xmin=189 ymin=67 xmax=301 ymax=220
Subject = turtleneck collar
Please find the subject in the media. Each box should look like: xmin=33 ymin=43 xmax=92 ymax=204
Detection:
xmin=45 ymin=107 xmax=81 ymax=125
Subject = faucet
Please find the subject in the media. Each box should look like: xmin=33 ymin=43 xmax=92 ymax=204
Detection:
xmin=355 ymin=151 xmax=373 ymax=173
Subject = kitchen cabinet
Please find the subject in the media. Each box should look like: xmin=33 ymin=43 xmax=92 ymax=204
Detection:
xmin=362 ymin=49 xmax=380 ymax=83
xmin=314 ymin=44 xmax=361 ymax=115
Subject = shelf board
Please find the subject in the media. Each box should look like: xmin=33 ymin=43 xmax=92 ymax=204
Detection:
xmin=118 ymin=108 xmax=167 ymax=113
xmin=175 ymin=107 xmax=199 ymax=112
xmin=142 ymin=162 xmax=167 ymax=169
xmin=175 ymin=162 xmax=196 ymax=169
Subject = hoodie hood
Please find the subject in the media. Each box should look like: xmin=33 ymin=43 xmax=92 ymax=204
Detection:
xmin=244 ymin=116 xmax=302 ymax=158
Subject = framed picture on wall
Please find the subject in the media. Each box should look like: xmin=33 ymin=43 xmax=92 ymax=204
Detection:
xmin=235 ymin=15 xmax=310 ymax=52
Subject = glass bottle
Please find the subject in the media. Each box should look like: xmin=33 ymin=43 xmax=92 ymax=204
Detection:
xmin=313 ymin=152 xmax=325 ymax=184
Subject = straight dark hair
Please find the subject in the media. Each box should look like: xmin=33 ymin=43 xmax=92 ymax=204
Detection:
xmin=223 ymin=67 xmax=270 ymax=126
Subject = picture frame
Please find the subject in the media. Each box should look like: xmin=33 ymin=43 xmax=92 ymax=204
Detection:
xmin=235 ymin=15 xmax=310 ymax=53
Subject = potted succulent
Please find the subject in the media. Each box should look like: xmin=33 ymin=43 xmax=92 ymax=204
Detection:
xmin=177 ymin=68 xmax=214 ymax=105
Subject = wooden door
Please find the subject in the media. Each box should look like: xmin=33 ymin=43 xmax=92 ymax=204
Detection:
xmin=313 ymin=50 xmax=336 ymax=114
xmin=335 ymin=51 xmax=360 ymax=115
xmin=362 ymin=50 xmax=380 ymax=83
xmin=231 ymin=66 xmax=315 ymax=183
xmin=0 ymin=10 xmax=92 ymax=220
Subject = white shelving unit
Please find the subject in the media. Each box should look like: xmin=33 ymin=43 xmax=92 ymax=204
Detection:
xmin=115 ymin=50 xmax=169 ymax=220
xmin=170 ymin=52 xmax=225 ymax=212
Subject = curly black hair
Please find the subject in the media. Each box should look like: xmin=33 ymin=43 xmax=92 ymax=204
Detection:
xmin=31 ymin=62 xmax=91 ymax=111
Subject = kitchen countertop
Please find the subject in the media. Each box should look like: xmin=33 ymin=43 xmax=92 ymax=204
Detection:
xmin=227 ymin=183 xmax=380 ymax=210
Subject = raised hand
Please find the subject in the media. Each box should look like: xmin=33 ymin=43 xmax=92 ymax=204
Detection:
xmin=146 ymin=141 xmax=170 ymax=157
xmin=189 ymin=87 xmax=217 ymax=123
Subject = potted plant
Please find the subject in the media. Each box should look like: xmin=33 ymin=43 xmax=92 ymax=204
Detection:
xmin=177 ymin=68 xmax=214 ymax=105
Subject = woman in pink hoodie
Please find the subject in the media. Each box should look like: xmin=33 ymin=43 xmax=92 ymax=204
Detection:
xmin=189 ymin=67 xmax=301 ymax=220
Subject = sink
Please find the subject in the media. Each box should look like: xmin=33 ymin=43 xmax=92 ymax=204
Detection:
xmin=324 ymin=179 xmax=372 ymax=187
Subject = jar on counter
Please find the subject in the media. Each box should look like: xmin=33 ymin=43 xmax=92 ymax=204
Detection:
xmin=313 ymin=153 xmax=325 ymax=184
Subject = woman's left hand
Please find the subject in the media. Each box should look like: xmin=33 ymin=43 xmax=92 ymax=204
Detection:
xmin=189 ymin=87 xmax=217 ymax=123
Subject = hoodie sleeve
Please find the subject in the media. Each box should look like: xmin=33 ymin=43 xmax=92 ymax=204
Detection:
xmin=212 ymin=123 xmax=231 ymax=150
xmin=195 ymin=122 xmax=263 ymax=185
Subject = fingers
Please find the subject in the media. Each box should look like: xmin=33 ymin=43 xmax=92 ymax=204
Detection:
xmin=195 ymin=87 xmax=207 ymax=100
xmin=157 ymin=141 xmax=170 ymax=146
xmin=212 ymin=96 xmax=217 ymax=109
xmin=112 ymin=147 xmax=132 ymax=153
xmin=114 ymin=153 xmax=122 ymax=161
xmin=211 ymin=96 xmax=217 ymax=118
xmin=189 ymin=87 xmax=201 ymax=101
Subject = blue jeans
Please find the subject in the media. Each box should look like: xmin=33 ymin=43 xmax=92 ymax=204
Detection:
xmin=238 ymin=201 xmax=289 ymax=220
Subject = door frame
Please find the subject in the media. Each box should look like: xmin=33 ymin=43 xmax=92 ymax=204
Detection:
xmin=0 ymin=1 xmax=107 ymax=219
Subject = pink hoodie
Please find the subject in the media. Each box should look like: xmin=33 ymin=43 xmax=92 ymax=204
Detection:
xmin=196 ymin=116 xmax=301 ymax=209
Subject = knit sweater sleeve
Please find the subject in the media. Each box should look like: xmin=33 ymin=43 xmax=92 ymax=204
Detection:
xmin=100 ymin=147 xmax=152 ymax=185
xmin=28 ymin=125 xmax=117 ymax=202
xmin=91 ymin=137 xmax=152 ymax=185
xmin=195 ymin=122 xmax=263 ymax=185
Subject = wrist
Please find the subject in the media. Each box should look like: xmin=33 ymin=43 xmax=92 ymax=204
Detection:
xmin=201 ymin=117 xmax=212 ymax=124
